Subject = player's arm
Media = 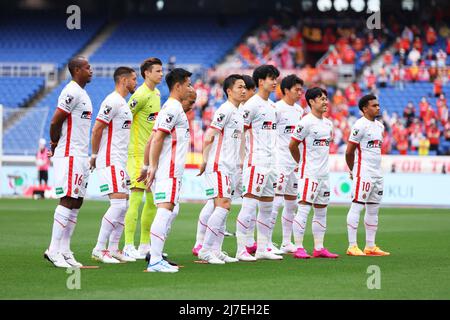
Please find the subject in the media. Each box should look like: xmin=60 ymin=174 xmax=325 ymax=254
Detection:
xmin=137 ymin=133 xmax=154 ymax=183
xmin=239 ymin=131 xmax=246 ymax=170
xmin=49 ymin=110 xmax=68 ymax=156
xmin=346 ymin=124 xmax=364 ymax=179
xmin=289 ymin=121 xmax=308 ymax=164
xmin=89 ymin=120 xmax=108 ymax=169
xmin=197 ymin=127 xmax=220 ymax=176
xmin=146 ymin=130 xmax=166 ymax=188
xmin=289 ymin=138 xmax=301 ymax=164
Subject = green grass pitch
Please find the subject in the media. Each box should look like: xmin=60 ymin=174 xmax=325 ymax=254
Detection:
xmin=1 ymin=198 xmax=449 ymax=299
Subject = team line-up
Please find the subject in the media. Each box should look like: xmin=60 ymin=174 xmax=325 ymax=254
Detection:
xmin=44 ymin=56 xmax=390 ymax=273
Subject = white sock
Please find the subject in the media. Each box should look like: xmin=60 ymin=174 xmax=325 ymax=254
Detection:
xmin=268 ymin=195 xmax=284 ymax=244
xmin=312 ymin=207 xmax=327 ymax=250
xmin=108 ymin=199 xmax=129 ymax=252
xmin=203 ymin=206 xmax=229 ymax=250
xmin=247 ymin=217 xmax=256 ymax=247
xmin=347 ymin=202 xmax=364 ymax=247
xmin=195 ymin=199 xmax=214 ymax=247
xmin=281 ymin=199 xmax=297 ymax=245
xmin=256 ymin=201 xmax=273 ymax=253
xmin=236 ymin=197 xmax=258 ymax=253
xmin=213 ymin=220 xmax=226 ymax=253
xmin=166 ymin=203 xmax=179 ymax=237
xmin=48 ymin=205 xmax=71 ymax=254
xmin=94 ymin=199 xmax=126 ymax=252
xmin=60 ymin=208 xmax=79 ymax=254
xmin=149 ymin=207 xmax=171 ymax=264
xmin=365 ymin=203 xmax=379 ymax=248
xmin=293 ymin=204 xmax=310 ymax=249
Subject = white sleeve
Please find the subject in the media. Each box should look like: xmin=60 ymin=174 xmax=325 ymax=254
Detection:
xmin=157 ymin=107 xmax=180 ymax=133
xmin=348 ymin=121 xmax=365 ymax=144
xmin=57 ymin=87 xmax=76 ymax=114
xmin=242 ymin=102 xmax=257 ymax=129
xmin=291 ymin=118 xmax=310 ymax=142
xmin=210 ymin=105 xmax=232 ymax=131
xmin=96 ymin=99 xmax=117 ymax=124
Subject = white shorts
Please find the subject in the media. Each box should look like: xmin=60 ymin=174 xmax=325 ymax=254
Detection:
xmin=53 ymin=156 xmax=90 ymax=199
xmin=297 ymin=177 xmax=330 ymax=205
xmin=242 ymin=166 xmax=277 ymax=198
xmin=352 ymin=176 xmax=384 ymax=203
xmin=204 ymin=171 xmax=232 ymax=199
xmin=231 ymin=169 xmax=243 ymax=199
xmin=275 ymin=167 xmax=298 ymax=196
xmin=152 ymin=177 xmax=182 ymax=204
xmin=97 ymin=165 xmax=130 ymax=195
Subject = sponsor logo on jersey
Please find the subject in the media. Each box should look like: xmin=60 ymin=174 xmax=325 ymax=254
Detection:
xmin=81 ymin=111 xmax=92 ymax=119
xmin=232 ymin=129 xmax=242 ymax=139
xmin=312 ymin=138 xmax=330 ymax=146
xmin=323 ymin=191 xmax=330 ymax=197
xmin=122 ymin=120 xmax=132 ymax=129
xmin=147 ymin=112 xmax=158 ymax=121
xmin=103 ymin=105 xmax=112 ymax=115
xmin=262 ymin=121 xmax=276 ymax=130
xmin=166 ymin=114 xmax=174 ymax=123
xmin=284 ymin=125 xmax=296 ymax=133
xmin=56 ymin=187 xmax=64 ymax=195
xmin=243 ymin=110 xmax=250 ymax=119
xmin=206 ymin=188 xmax=215 ymax=197
xmin=367 ymin=140 xmax=382 ymax=148
xmin=293 ymin=183 xmax=298 ymax=189
xmin=130 ymin=99 xmax=138 ymax=109
xmin=65 ymin=94 xmax=74 ymax=105
xmin=216 ymin=113 xmax=225 ymax=122
xmin=100 ymin=184 xmax=109 ymax=192
xmin=378 ymin=191 xmax=383 ymax=195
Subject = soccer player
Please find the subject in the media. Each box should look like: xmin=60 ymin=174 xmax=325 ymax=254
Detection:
xmin=235 ymin=64 xmax=283 ymax=261
xmin=345 ymin=94 xmax=390 ymax=256
xmin=196 ymin=74 xmax=247 ymax=264
xmin=271 ymin=75 xmax=305 ymax=254
xmin=123 ymin=58 xmax=163 ymax=260
xmin=191 ymin=74 xmax=256 ymax=256
xmin=44 ymin=56 xmax=93 ymax=268
xmin=90 ymin=67 xmax=137 ymax=263
xmin=289 ymin=87 xmax=339 ymax=259
xmin=145 ymin=68 xmax=193 ymax=273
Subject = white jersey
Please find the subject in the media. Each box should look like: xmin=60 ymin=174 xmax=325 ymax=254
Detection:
xmin=154 ymin=98 xmax=190 ymax=180
xmin=95 ymin=91 xmax=133 ymax=168
xmin=206 ymin=101 xmax=244 ymax=174
xmin=242 ymin=94 xmax=277 ymax=168
xmin=275 ymin=99 xmax=304 ymax=168
xmin=291 ymin=113 xmax=333 ymax=179
xmin=348 ymin=117 xmax=384 ymax=178
xmin=54 ymin=81 xmax=93 ymax=157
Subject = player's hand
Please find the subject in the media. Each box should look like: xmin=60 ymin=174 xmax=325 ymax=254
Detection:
xmin=89 ymin=157 xmax=96 ymax=171
xmin=146 ymin=167 xmax=156 ymax=189
xmin=136 ymin=167 xmax=148 ymax=183
xmin=48 ymin=141 xmax=57 ymax=158
xmin=197 ymin=162 xmax=207 ymax=176
xmin=349 ymin=171 xmax=353 ymax=180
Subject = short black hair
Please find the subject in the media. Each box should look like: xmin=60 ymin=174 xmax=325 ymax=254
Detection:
xmin=113 ymin=66 xmax=136 ymax=83
xmin=223 ymin=74 xmax=244 ymax=98
xmin=165 ymin=68 xmax=192 ymax=91
xmin=140 ymin=57 xmax=162 ymax=79
xmin=280 ymin=74 xmax=304 ymax=95
xmin=68 ymin=56 xmax=88 ymax=76
xmin=305 ymin=87 xmax=327 ymax=107
xmin=242 ymin=74 xmax=256 ymax=90
xmin=252 ymin=64 xmax=280 ymax=88
xmin=358 ymin=94 xmax=377 ymax=111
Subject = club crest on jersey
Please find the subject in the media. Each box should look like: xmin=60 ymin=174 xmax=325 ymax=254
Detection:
xmin=65 ymin=94 xmax=74 ymax=105
xmin=262 ymin=121 xmax=276 ymax=130
xmin=103 ymin=105 xmax=112 ymax=115
xmin=243 ymin=110 xmax=250 ymax=119
xmin=296 ymin=125 xmax=303 ymax=133
xmin=130 ymin=99 xmax=138 ymax=109
xmin=216 ymin=113 xmax=226 ymax=122
xmin=122 ymin=120 xmax=132 ymax=129
xmin=147 ymin=112 xmax=158 ymax=121
xmin=284 ymin=125 xmax=295 ymax=133
xmin=313 ymin=138 xmax=330 ymax=146
xmin=166 ymin=114 xmax=174 ymax=123
xmin=232 ymin=129 xmax=242 ymax=139
xmin=352 ymin=129 xmax=359 ymax=136
xmin=367 ymin=140 xmax=382 ymax=148
xmin=80 ymin=111 xmax=92 ymax=119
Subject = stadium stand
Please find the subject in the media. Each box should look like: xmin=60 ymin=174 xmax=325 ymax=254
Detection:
xmin=0 ymin=77 xmax=45 ymax=108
